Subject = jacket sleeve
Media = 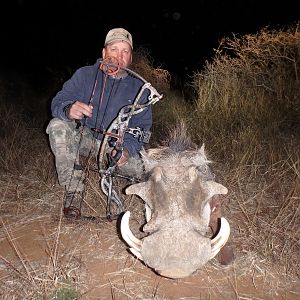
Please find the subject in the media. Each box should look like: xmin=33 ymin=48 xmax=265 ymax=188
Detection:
xmin=51 ymin=68 xmax=86 ymax=121
xmin=123 ymin=94 xmax=153 ymax=157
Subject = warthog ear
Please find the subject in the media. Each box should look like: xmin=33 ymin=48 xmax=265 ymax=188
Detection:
xmin=195 ymin=144 xmax=210 ymax=165
xmin=205 ymin=181 xmax=228 ymax=199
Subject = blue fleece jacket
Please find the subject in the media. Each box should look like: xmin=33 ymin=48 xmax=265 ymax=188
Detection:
xmin=51 ymin=59 xmax=152 ymax=157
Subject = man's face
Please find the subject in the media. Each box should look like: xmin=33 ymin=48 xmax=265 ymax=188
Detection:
xmin=102 ymin=41 xmax=132 ymax=69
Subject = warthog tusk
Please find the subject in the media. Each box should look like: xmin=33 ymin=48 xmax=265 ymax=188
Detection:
xmin=210 ymin=217 xmax=230 ymax=259
xmin=129 ymin=247 xmax=143 ymax=260
xmin=120 ymin=211 xmax=142 ymax=251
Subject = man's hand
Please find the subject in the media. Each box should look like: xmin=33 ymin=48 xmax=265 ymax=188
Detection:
xmin=65 ymin=101 xmax=93 ymax=120
xmin=111 ymin=148 xmax=129 ymax=167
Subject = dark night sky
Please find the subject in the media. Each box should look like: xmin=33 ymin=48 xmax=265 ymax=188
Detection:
xmin=1 ymin=0 xmax=299 ymax=85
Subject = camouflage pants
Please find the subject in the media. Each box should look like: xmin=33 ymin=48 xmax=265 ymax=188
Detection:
xmin=46 ymin=118 xmax=101 ymax=192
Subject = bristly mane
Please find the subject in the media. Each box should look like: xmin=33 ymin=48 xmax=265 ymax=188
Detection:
xmin=162 ymin=120 xmax=197 ymax=154
xmin=122 ymin=120 xmax=208 ymax=179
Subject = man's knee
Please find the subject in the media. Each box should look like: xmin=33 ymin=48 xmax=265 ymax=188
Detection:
xmin=47 ymin=118 xmax=76 ymax=144
xmin=46 ymin=118 xmax=76 ymax=154
xmin=46 ymin=118 xmax=72 ymax=135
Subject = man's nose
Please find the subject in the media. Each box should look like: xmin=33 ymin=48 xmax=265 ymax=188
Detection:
xmin=117 ymin=53 xmax=122 ymax=60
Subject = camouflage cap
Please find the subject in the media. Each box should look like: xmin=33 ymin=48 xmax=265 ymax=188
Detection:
xmin=104 ymin=28 xmax=133 ymax=49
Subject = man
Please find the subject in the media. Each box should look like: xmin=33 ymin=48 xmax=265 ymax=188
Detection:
xmin=46 ymin=28 xmax=152 ymax=219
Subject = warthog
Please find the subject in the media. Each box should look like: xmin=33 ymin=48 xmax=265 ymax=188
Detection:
xmin=120 ymin=125 xmax=234 ymax=279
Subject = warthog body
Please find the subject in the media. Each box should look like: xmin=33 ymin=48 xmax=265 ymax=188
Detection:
xmin=120 ymin=127 xmax=232 ymax=279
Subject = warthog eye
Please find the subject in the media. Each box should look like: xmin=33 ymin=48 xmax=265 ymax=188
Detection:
xmin=196 ymin=165 xmax=215 ymax=181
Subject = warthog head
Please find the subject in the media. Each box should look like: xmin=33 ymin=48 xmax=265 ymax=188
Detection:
xmin=120 ymin=126 xmax=230 ymax=279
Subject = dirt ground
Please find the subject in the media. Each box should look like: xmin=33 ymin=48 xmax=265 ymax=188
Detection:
xmin=0 ymin=176 xmax=299 ymax=299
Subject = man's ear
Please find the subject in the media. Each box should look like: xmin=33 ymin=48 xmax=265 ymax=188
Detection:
xmin=102 ymin=48 xmax=106 ymax=59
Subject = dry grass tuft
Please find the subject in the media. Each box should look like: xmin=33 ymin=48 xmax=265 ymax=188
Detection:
xmin=188 ymin=22 xmax=300 ymax=281
xmin=131 ymin=47 xmax=171 ymax=91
